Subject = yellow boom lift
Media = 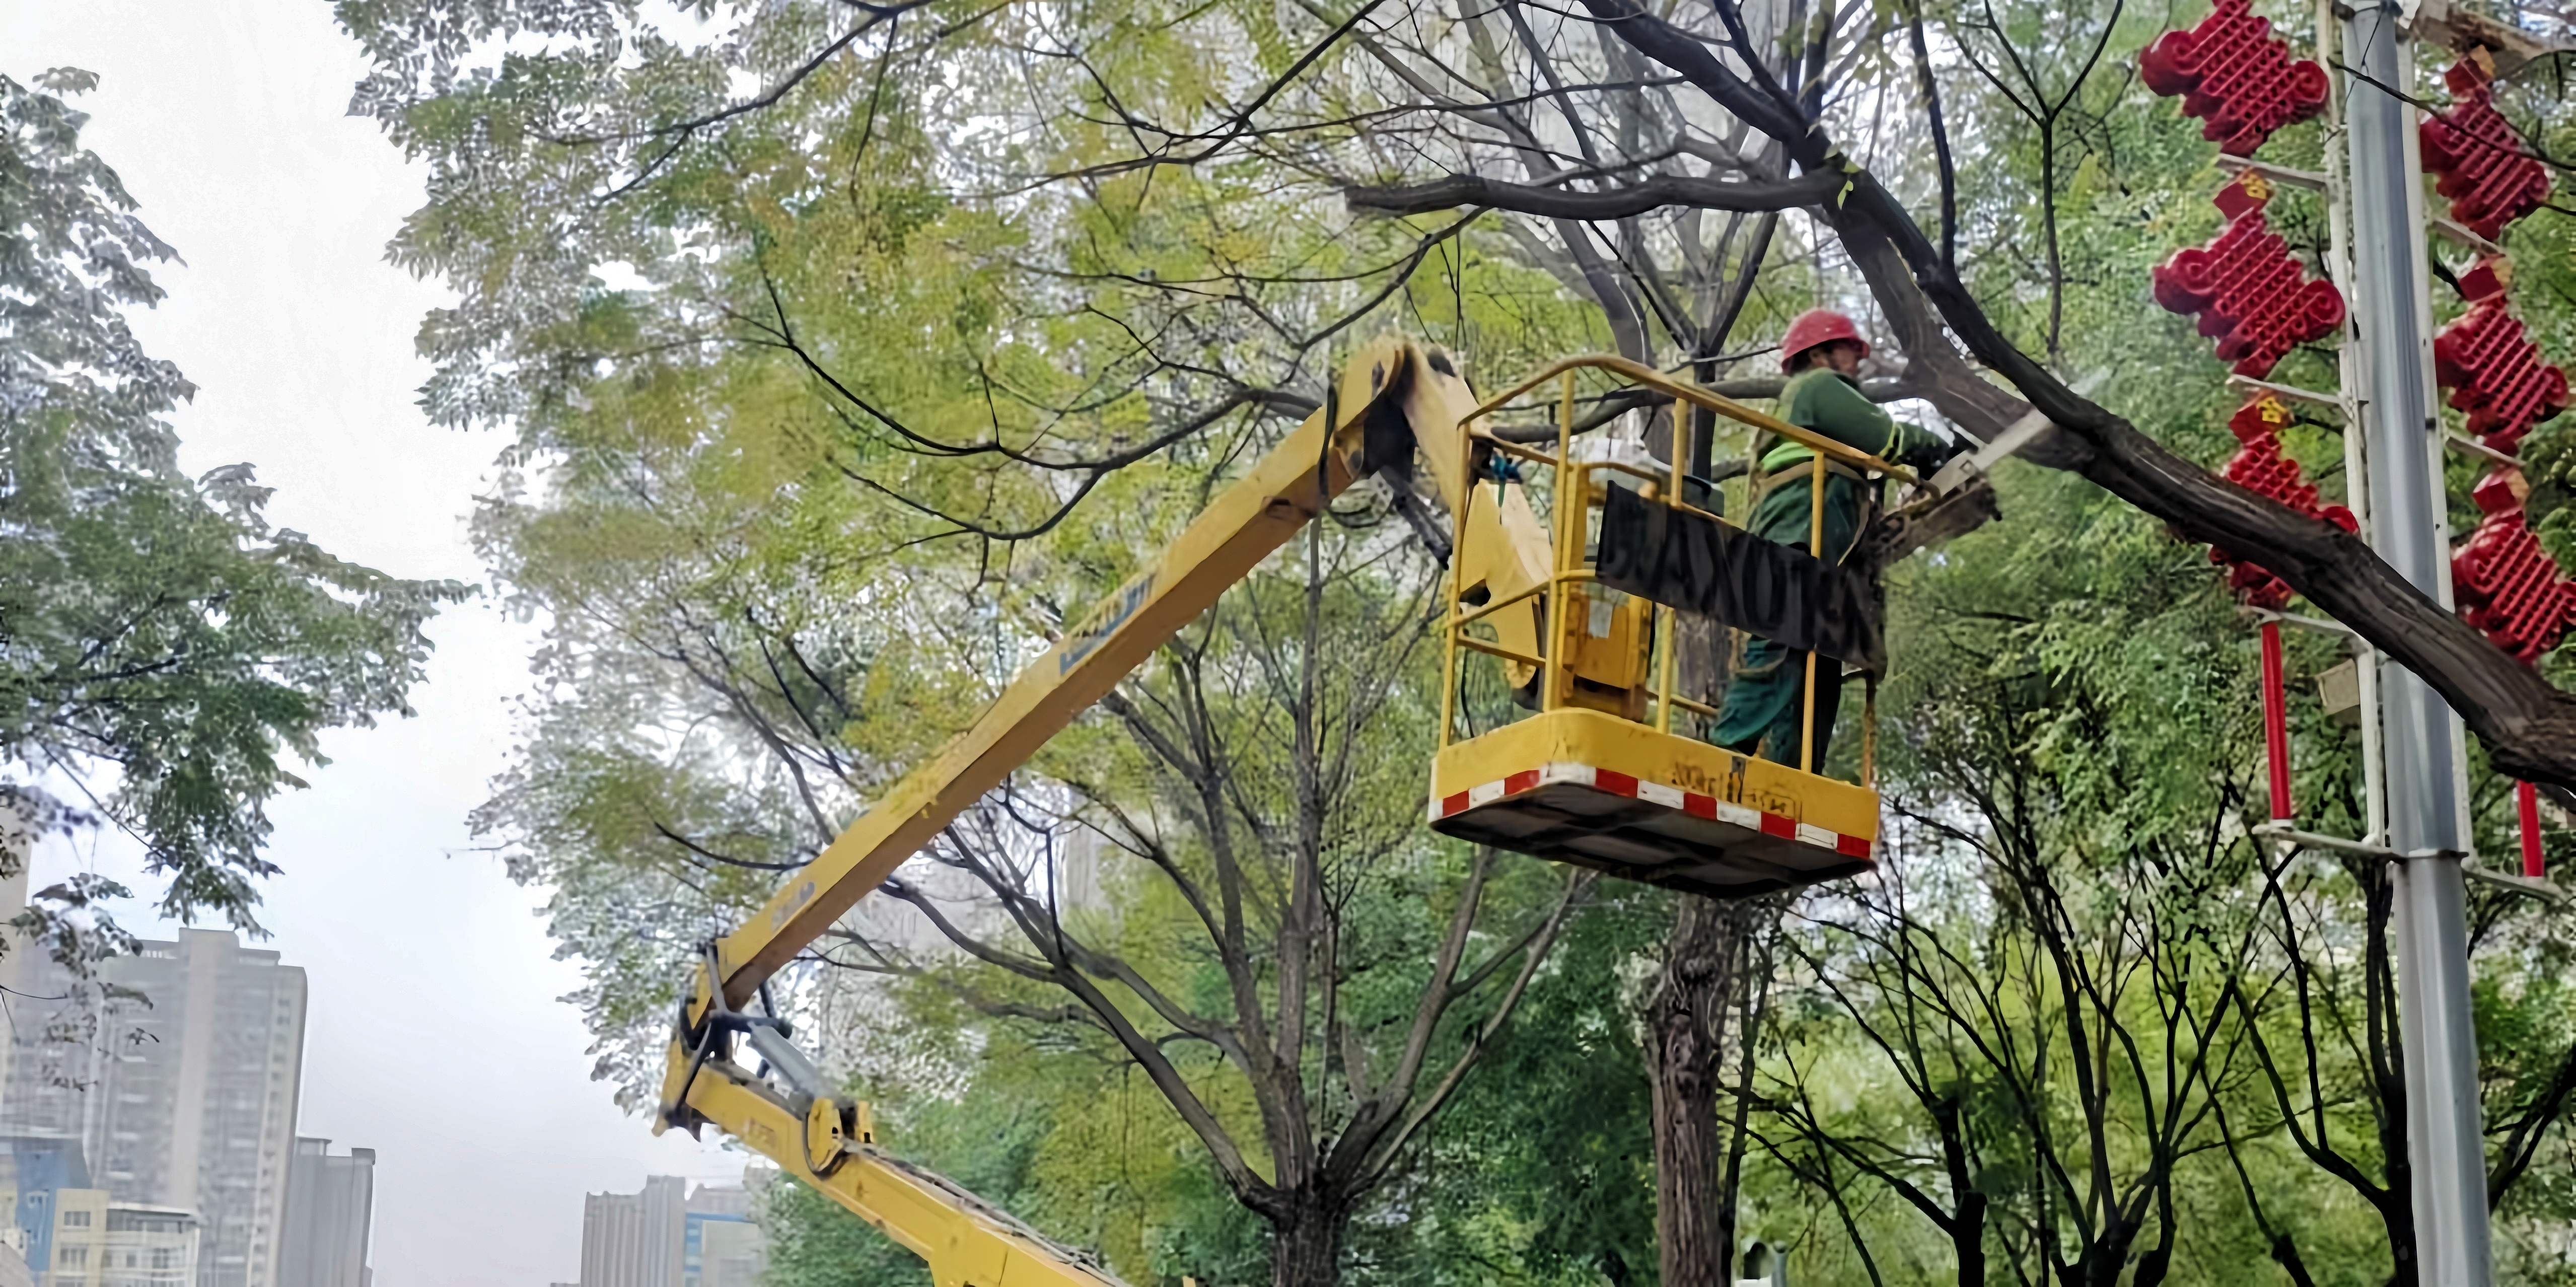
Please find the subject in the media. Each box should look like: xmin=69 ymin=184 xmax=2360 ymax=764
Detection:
xmin=652 ymin=337 xmax=1934 ymax=1286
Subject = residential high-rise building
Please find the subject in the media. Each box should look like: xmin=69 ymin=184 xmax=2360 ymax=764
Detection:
xmin=680 ymin=1175 xmax=766 ymax=1287
xmin=578 ymin=1176 xmax=767 ymax=1287
xmin=274 ymin=1142 xmax=369 ymax=1287
xmin=577 ymin=1178 xmax=682 ymax=1287
xmin=0 ymin=929 xmax=306 ymax=1287
xmin=0 ymin=1140 xmax=91 ymax=1277
xmin=0 ymin=1139 xmax=198 ymax=1287
xmin=0 ymin=1235 xmax=32 ymax=1287
xmin=71 ymin=1205 xmax=199 ymax=1287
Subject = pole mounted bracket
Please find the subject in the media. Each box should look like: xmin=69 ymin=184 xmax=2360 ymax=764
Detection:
xmin=2252 ymin=821 xmax=2570 ymax=903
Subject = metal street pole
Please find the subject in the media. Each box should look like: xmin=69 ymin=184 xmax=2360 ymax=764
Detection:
xmin=2340 ymin=4 xmax=2494 ymax=1282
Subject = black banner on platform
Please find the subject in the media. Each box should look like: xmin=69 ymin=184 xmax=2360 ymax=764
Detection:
xmin=1595 ymin=484 xmax=1884 ymax=671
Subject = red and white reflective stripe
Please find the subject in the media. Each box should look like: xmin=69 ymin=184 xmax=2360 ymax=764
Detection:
xmin=1431 ymin=761 xmax=1873 ymax=859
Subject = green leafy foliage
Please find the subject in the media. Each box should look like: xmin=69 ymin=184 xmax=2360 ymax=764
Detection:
xmin=0 ymin=70 xmax=464 ymax=962
xmin=335 ymin=0 xmax=2576 ymax=1281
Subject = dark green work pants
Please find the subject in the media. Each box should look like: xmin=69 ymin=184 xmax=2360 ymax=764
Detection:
xmin=1709 ymin=472 xmax=1862 ymax=768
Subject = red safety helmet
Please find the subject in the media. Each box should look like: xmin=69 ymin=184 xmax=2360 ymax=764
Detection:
xmin=1778 ymin=309 xmax=1868 ymax=372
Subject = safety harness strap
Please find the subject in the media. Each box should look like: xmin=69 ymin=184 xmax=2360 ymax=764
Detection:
xmin=1751 ymin=456 xmax=1867 ymax=494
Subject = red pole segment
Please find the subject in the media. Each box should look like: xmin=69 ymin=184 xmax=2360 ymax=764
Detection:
xmin=2260 ymin=619 xmax=2293 ymax=821
xmin=2518 ymin=780 xmax=2544 ymax=878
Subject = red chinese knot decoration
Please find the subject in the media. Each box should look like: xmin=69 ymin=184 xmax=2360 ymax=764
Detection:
xmin=2422 ymin=60 xmax=2576 ymax=664
xmin=2139 ymin=0 xmax=2330 ymax=155
xmin=2209 ymin=394 xmax=2358 ymax=608
xmin=2152 ymin=172 xmax=2345 ymax=379
xmin=2420 ymin=56 xmax=2554 ymax=240
xmin=2431 ymin=259 xmax=2569 ymax=456
xmin=2453 ymin=468 xmax=2576 ymax=661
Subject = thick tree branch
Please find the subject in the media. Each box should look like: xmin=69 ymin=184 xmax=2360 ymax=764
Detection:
xmin=1347 ymin=170 xmax=1843 ymax=221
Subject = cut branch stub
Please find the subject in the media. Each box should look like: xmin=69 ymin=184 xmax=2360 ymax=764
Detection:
xmin=2421 ymin=55 xmax=2555 ymax=240
xmin=2138 ymin=0 xmax=2329 ymax=156
xmin=2150 ymin=172 xmax=2344 ymax=380
xmin=2208 ymin=394 xmax=2357 ymax=609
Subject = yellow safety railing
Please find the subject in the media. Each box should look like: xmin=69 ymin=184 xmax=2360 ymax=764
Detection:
xmin=1434 ymin=356 xmax=1913 ymax=785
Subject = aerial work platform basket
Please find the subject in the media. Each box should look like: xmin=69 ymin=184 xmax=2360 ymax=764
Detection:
xmin=1424 ymin=356 xmax=1910 ymax=900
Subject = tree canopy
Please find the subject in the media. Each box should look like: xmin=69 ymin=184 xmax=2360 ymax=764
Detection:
xmin=1 ymin=68 xmax=464 ymax=968
xmin=336 ymin=0 xmax=2576 ymax=1281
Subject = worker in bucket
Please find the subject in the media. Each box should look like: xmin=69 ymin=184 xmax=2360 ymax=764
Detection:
xmin=1710 ymin=309 xmax=1959 ymax=769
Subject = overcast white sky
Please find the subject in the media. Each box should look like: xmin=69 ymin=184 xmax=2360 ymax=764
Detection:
xmin=1 ymin=4 xmax=749 ymax=1285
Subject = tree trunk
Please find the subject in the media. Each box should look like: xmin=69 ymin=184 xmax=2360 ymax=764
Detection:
xmin=1268 ymin=1199 xmax=1345 ymax=1287
xmin=1952 ymin=1193 xmax=1988 ymax=1287
xmin=2065 ymin=1222 xmax=2135 ymax=1287
xmin=2133 ymin=1244 xmax=2174 ymax=1287
xmin=1650 ymin=896 xmax=1739 ymax=1287
xmin=2379 ymin=1188 xmax=2417 ymax=1287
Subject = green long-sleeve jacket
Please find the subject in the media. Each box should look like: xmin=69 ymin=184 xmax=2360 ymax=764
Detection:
xmin=1745 ymin=369 xmax=1954 ymax=558
xmin=1710 ymin=370 xmax=1954 ymax=760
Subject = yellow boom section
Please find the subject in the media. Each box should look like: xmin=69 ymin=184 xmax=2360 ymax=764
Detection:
xmin=696 ymin=335 xmax=1429 ymax=1014
xmin=676 ymin=1056 xmax=1123 ymax=1287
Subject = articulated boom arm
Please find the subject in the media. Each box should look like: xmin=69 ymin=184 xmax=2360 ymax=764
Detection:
xmin=653 ymin=338 xmax=1543 ymax=1287
xmin=648 ymin=337 xmax=2005 ymax=1283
